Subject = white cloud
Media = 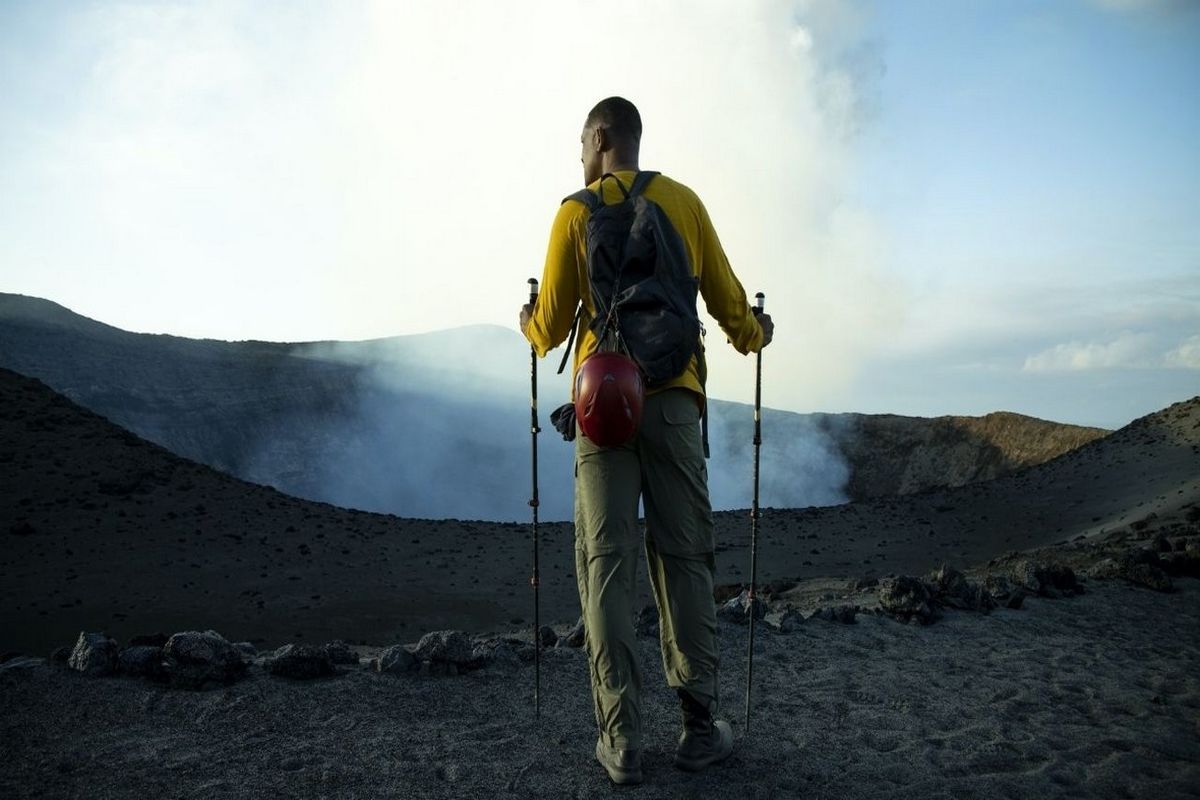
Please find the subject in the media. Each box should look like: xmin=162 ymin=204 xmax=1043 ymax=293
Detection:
xmin=1023 ymin=331 xmax=1157 ymax=372
xmin=1163 ymin=334 xmax=1200 ymax=369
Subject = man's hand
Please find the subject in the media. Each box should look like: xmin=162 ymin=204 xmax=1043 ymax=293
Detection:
xmin=758 ymin=312 xmax=774 ymax=348
xmin=519 ymin=304 xmax=534 ymax=336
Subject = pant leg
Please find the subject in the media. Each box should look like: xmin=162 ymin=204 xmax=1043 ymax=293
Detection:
xmin=574 ymin=424 xmax=644 ymax=749
xmin=638 ymin=389 xmax=721 ymax=713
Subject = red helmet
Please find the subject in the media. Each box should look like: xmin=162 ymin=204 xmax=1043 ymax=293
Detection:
xmin=574 ymin=351 xmax=645 ymax=447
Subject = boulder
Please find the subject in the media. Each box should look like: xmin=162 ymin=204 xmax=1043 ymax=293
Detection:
xmin=983 ymin=575 xmax=1027 ymax=609
xmin=928 ymin=565 xmax=997 ymax=612
xmin=161 ymin=629 xmax=248 ymax=689
xmin=471 ymin=638 xmax=522 ymax=672
xmin=1089 ymin=556 xmax=1173 ymax=592
xmin=117 ymin=645 xmax=166 ymax=680
xmin=765 ymin=608 xmax=805 ymax=633
xmin=263 ymin=644 xmax=336 ymax=679
xmin=878 ymin=576 xmax=937 ymax=625
xmin=376 ymin=644 xmax=418 ymax=674
xmin=68 ymin=631 xmax=118 ymax=676
xmin=537 ymin=625 xmax=558 ymax=648
xmin=323 ymin=640 xmax=358 ymax=665
xmin=1009 ymin=559 xmax=1081 ymax=597
xmin=413 ymin=630 xmax=474 ymax=666
xmin=561 ymin=618 xmax=586 ymax=648
xmin=716 ymin=590 xmax=767 ymax=625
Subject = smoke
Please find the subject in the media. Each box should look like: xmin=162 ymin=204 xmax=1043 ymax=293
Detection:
xmin=233 ymin=326 xmax=847 ymax=522
xmin=2 ymin=0 xmax=897 ymax=415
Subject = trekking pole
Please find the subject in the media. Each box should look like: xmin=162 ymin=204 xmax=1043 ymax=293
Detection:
xmin=526 ymin=277 xmax=542 ymax=720
xmin=745 ymin=291 xmax=765 ymax=733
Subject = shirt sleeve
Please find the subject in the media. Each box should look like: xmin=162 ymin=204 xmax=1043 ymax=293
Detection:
xmin=695 ymin=199 xmax=764 ymax=355
xmin=525 ymin=200 xmax=584 ymax=358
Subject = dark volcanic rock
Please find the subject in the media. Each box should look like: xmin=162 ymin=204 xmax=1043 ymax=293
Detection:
xmin=471 ymin=637 xmax=522 ymax=671
xmin=117 ymin=645 xmax=166 ymax=680
xmin=562 ymin=617 xmax=586 ymax=648
xmin=537 ymin=625 xmax=558 ymax=648
xmin=413 ymin=630 xmax=474 ymax=665
xmin=1089 ymin=552 xmax=1174 ymax=592
xmin=716 ymin=590 xmax=768 ymax=625
xmin=263 ymin=643 xmax=336 ymax=679
xmin=323 ymin=640 xmax=358 ymax=665
xmin=983 ymin=575 xmax=1027 ymax=609
xmin=878 ymin=576 xmax=937 ymax=625
xmin=376 ymin=644 xmax=418 ymax=674
xmin=927 ymin=565 xmax=997 ymax=612
xmin=161 ymin=629 xmax=248 ymax=689
xmin=1010 ymin=559 xmax=1081 ymax=598
xmin=68 ymin=631 xmax=118 ymax=676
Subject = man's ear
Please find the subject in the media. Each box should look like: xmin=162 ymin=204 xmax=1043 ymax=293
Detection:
xmin=594 ymin=126 xmax=610 ymax=153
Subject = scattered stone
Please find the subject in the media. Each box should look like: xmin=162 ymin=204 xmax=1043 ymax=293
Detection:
xmin=561 ymin=617 xmax=586 ymax=648
xmin=413 ymin=630 xmax=475 ymax=668
xmin=983 ymin=575 xmax=1027 ymax=609
xmin=376 ymin=644 xmax=418 ymax=674
xmin=323 ymin=640 xmax=358 ymax=665
xmin=538 ymin=625 xmax=558 ymax=648
xmin=161 ymin=629 xmax=248 ymax=689
xmin=809 ymin=604 xmax=858 ymax=624
xmin=233 ymin=642 xmax=257 ymax=662
xmin=117 ymin=645 xmax=165 ymax=680
xmin=1009 ymin=559 xmax=1082 ymax=598
xmin=927 ymin=565 xmax=997 ymax=612
xmin=49 ymin=646 xmax=71 ymax=667
xmin=716 ymin=590 xmax=767 ymax=625
xmin=878 ymin=576 xmax=937 ymax=625
xmin=8 ymin=521 xmax=36 ymax=536
xmin=471 ymin=637 xmax=522 ymax=671
xmin=1088 ymin=554 xmax=1174 ymax=592
xmin=263 ymin=643 xmax=335 ymax=679
xmin=765 ymin=608 xmax=805 ymax=633
xmin=68 ymin=631 xmax=119 ymax=676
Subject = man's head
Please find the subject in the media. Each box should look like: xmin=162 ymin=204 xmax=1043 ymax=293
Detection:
xmin=580 ymin=96 xmax=642 ymax=186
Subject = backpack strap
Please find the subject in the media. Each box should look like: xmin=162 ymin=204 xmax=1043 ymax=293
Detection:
xmin=556 ymin=304 xmax=582 ymax=375
xmin=629 ymin=170 xmax=659 ymax=197
xmin=562 ymin=187 xmax=601 ymax=211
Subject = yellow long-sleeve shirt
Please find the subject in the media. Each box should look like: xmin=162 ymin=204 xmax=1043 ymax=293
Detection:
xmin=525 ymin=169 xmax=764 ymax=403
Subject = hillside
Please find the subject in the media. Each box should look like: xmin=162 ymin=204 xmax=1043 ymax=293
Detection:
xmin=2 ymin=366 xmax=1195 ymax=659
xmin=1 ymin=293 xmax=1108 ymax=518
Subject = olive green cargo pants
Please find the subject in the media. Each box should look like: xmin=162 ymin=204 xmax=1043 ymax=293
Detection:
xmin=574 ymin=388 xmax=720 ymax=751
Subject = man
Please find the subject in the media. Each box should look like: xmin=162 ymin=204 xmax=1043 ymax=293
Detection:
xmin=520 ymin=96 xmax=774 ymax=785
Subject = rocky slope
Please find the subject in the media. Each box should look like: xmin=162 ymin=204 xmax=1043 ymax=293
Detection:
xmin=1 ymin=366 xmax=1195 ymax=659
xmin=1 ymin=293 xmax=1107 ymax=518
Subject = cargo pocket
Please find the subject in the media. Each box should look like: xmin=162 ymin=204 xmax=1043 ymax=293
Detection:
xmin=657 ymin=392 xmax=704 ymax=464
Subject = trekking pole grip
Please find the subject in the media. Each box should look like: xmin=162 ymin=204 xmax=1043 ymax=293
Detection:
xmin=528 ymin=278 xmax=539 ymax=306
xmin=753 ymin=292 xmax=764 ymax=317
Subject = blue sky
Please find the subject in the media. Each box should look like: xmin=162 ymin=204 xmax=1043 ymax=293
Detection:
xmin=0 ymin=0 xmax=1196 ymax=428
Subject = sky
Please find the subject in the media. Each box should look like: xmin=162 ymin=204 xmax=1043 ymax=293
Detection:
xmin=1 ymin=0 xmax=1197 ymax=429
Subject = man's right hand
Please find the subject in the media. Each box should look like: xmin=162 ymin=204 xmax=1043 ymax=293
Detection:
xmin=757 ymin=313 xmax=774 ymax=348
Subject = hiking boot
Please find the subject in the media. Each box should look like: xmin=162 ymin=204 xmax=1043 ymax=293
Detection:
xmin=674 ymin=689 xmax=734 ymax=772
xmin=594 ymin=738 xmax=643 ymax=785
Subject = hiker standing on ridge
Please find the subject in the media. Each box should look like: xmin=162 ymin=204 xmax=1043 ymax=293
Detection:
xmin=520 ymin=96 xmax=774 ymax=786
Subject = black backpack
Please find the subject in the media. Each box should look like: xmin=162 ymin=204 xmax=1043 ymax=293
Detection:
xmin=551 ymin=171 xmax=710 ymax=454
xmin=557 ymin=171 xmax=701 ymax=386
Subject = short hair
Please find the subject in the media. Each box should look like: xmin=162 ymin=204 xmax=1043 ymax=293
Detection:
xmin=585 ymin=96 xmax=642 ymax=143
